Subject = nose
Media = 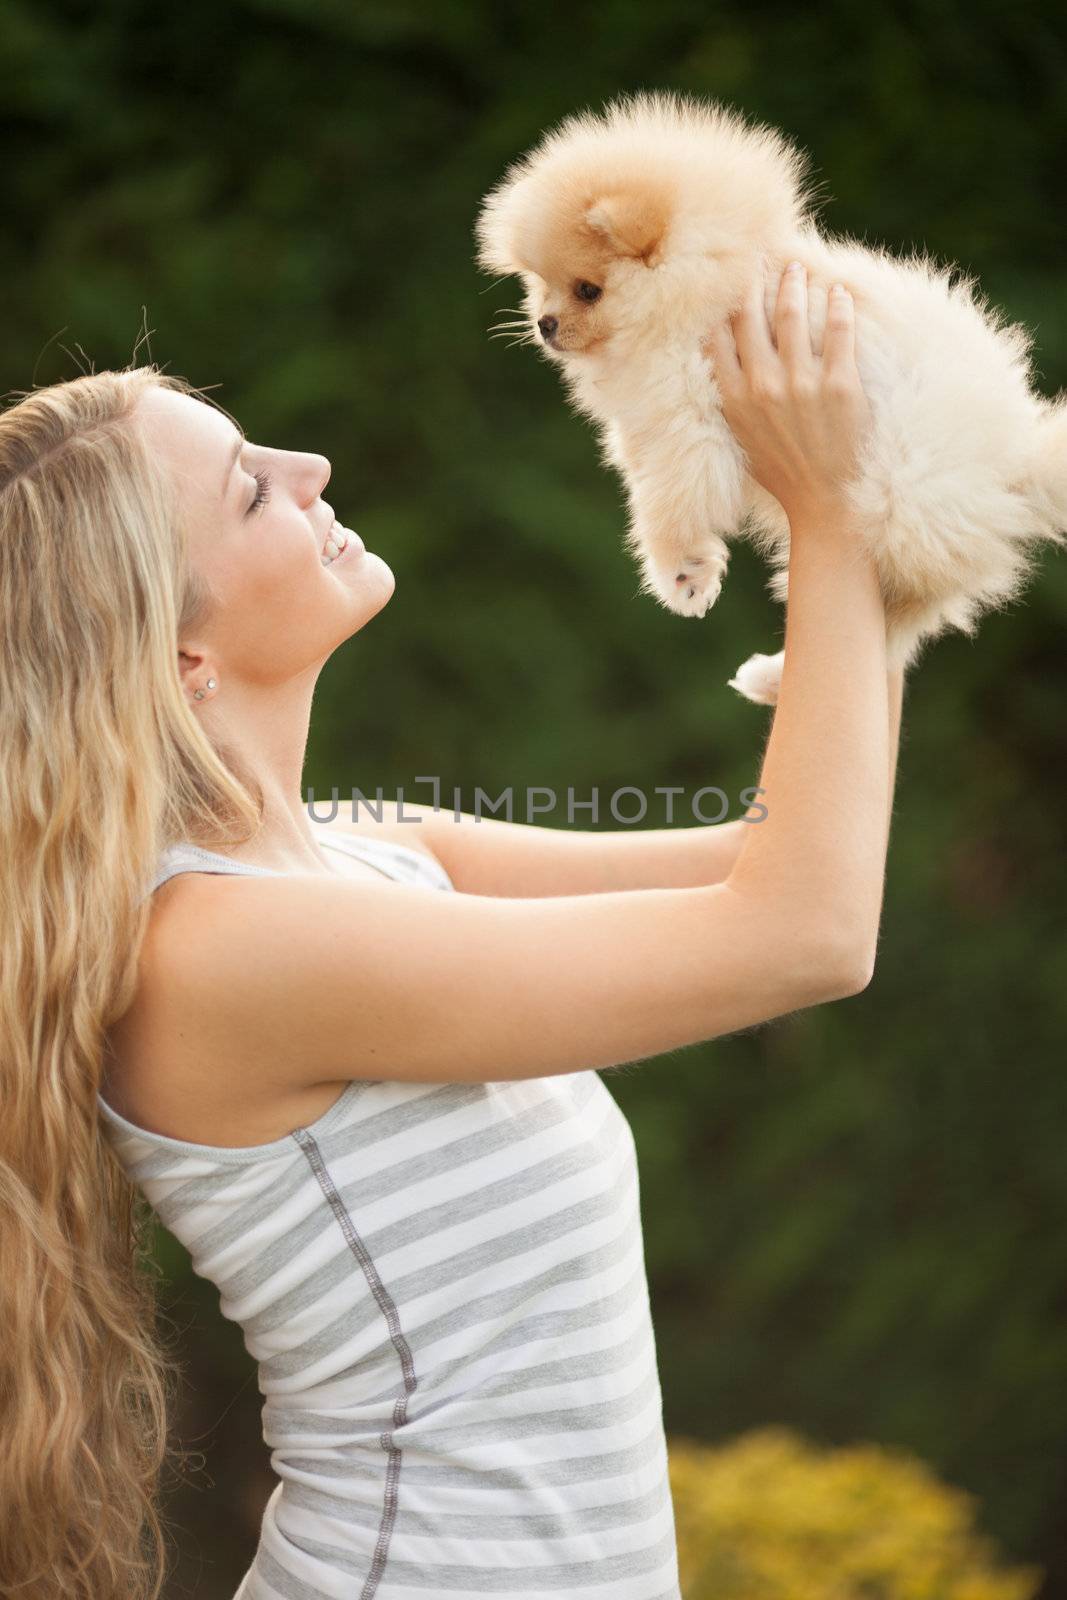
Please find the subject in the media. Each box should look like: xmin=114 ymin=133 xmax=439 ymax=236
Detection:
xmin=303 ymin=453 xmax=331 ymax=506
xmin=538 ymin=315 xmax=558 ymax=340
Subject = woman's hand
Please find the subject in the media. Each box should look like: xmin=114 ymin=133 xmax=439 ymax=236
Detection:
xmin=704 ymin=262 xmax=873 ymax=530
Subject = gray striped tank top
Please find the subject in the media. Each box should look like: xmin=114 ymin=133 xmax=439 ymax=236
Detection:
xmin=96 ymin=831 xmax=681 ymax=1599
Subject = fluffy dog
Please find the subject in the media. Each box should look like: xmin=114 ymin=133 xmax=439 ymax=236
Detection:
xmin=475 ymin=91 xmax=1067 ymax=703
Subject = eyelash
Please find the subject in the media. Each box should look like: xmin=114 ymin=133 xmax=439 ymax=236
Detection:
xmin=248 ymin=469 xmax=272 ymax=515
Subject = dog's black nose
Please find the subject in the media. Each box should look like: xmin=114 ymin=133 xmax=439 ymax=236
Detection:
xmin=538 ymin=315 xmax=558 ymax=339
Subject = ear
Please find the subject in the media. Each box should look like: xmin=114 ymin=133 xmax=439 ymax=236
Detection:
xmin=476 ymin=242 xmax=527 ymax=277
xmin=475 ymin=219 xmax=528 ymax=276
xmin=584 ymin=189 xmax=670 ymax=264
xmin=475 ymin=188 xmax=534 ymax=278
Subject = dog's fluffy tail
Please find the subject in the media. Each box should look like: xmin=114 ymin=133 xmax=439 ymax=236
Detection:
xmin=1024 ymin=395 xmax=1067 ymax=547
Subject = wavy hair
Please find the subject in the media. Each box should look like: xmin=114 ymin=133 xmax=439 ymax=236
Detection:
xmin=0 ymin=365 xmax=265 ymax=1597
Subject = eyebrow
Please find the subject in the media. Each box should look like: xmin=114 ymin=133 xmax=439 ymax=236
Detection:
xmin=221 ymin=429 xmax=247 ymax=500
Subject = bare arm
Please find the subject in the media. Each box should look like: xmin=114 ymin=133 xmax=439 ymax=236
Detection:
xmin=322 ymin=285 xmax=903 ymax=903
xmin=705 ymin=266 xmax=888 ymax=976
xmin=319 ymin=668 xmax=903 ymax=898
xmin=322 ymin=800 xmax=755 ymax=894
xmin=158 ymin=267 xmax=890 ymax=1088
xmin=728 ymin=508 xmax=887 ymax=972
xmin=886 ymin=665 xmax=905 ymax=850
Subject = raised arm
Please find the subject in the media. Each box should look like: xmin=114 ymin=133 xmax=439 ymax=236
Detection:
xmin=155 ymin=267 xmax=893 ymax=1089
xmin=318 ymin=659 xmax=905 ymax=898
xmin=325 ymin=685 xmax=901 ymax=895
xmin=320 ymin=268 xmax=903 ymax=900
xmin=718 ymin=266 xmax=886 ymax=966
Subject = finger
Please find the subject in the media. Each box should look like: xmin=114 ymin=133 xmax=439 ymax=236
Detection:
xmin=822 ymin=283 xmax=856 ymax=374
xmin=730 ymin=264 xmax=777 ymax=373
xmin=774 ymin=261 xmax=816 ymax=374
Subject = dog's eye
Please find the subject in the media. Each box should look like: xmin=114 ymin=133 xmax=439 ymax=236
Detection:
xmin=575 ymin=281 xmax=602 ymax=303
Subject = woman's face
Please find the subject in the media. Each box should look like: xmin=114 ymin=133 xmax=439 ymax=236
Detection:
xmin=136 ymin=387 xmax=394 ymax=696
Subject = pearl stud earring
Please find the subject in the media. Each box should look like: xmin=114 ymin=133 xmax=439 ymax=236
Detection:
xmin=193 ymin=677 xmax=217 ymax=701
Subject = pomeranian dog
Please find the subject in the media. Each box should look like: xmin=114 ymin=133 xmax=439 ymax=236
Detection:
xmin=475 ymin=91 xmax=1067 ymax=704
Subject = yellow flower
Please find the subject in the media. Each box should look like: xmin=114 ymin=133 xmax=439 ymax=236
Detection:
xmin=668 ymin=1428 xmax=1042 ymax=1600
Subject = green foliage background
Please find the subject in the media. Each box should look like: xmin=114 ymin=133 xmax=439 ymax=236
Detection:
xmin=2 ymin=1 xmax=1064 ymax=1594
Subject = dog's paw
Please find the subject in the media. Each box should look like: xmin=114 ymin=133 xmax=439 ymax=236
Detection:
xmin=647 ymin=550 xmax=729 ymax=618
xmin=727 ymin=649 xmax=785 ymax=706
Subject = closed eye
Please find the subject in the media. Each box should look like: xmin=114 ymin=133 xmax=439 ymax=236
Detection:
xmin=247 ymin=468 xmax=273 ymax=515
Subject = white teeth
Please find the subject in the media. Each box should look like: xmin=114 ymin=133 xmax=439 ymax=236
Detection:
xmin=321 ymin=519 xmax=350 ymax=564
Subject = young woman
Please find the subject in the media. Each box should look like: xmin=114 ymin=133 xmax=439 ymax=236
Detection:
xmin=0 ymin=264 xmax=903 ymax=1600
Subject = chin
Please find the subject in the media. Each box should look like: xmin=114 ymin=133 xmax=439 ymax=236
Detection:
xmin=361 ymin=552 xmax=396 ymax=605
xmin=476 ymin=89 xmax=1067 ymax=704
xmin=336 ymin=550 xmax=395 ymax=626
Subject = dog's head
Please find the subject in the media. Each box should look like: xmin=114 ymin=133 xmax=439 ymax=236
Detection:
xmin=475 ymin=91 xmax=816 ymax=362
xmin=477 ymin=174 xmax=673 ymax=358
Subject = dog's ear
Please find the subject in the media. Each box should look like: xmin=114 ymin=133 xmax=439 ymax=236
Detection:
xmin=584 ymin=189 xmax=670 ymax=264
xmin=475 ymin=188 xmax=533 ymax=278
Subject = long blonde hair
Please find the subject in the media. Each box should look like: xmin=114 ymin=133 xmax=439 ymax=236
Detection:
xmin=0 ymin=365 xmax=265 ymax=1597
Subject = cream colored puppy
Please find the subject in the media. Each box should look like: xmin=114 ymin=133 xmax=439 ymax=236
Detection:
xmin=476 ymin=91 xmax=1067 ymax=703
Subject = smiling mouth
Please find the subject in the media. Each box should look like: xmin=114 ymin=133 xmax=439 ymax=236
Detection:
xmin=321 ymin=519 xmax=349 ymax=565
xmin=322 ymin=519 xmax=366 ymax=567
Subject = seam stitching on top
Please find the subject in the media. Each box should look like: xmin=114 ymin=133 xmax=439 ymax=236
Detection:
xmin=290 ymin=1126 xmax=416 ymax=1598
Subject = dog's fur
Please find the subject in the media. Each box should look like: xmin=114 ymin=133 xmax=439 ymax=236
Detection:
xmin=475 ymin=91 xmax=1067 ymax=703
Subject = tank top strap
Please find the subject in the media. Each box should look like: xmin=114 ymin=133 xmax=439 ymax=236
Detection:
xmin=145 ymin=842 xmax=276 ymax=899
xmin=142 ymin=833 xmax=453 ymax=902
xmin=316 ymin=830 xmax=454 ymax=892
